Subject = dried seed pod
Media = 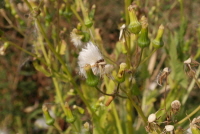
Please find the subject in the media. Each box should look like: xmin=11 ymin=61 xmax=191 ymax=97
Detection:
xmin=165 ymin=125 xmax=174 ymax=132
xmin=148 ymin=113 xmax=156 ymax=123
xmin=171 ymin=100 xmax=181 ymax=113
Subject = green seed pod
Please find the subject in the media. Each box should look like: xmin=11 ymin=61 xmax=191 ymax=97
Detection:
xmin=152 ymin=25 xmax=164 ymax=48
xmin=65 ymin=102 xmax=76 ymax=123
xmin=84 ymin=10 xmax=93 ymax=28
xmin=73 ymin=105 xmax=85 ymax=114
xmin=116 ymin=63 xmax=127 ymax=83
xmin=84 ymin=19 xmax=93 ymax=28
xmin=81 ymin=32 xmax=90 ymax=42
xmin=84 ymin=64 xmax=99 ymax=87
xmin=42 ymin=105 xmax=55 ymax=126
xmin=89 ymin=4 xmax=96 ymax=20
xmin=77 ymin=23 xmax=82 ymax=31
xmin=127 ymin=5 xmax=141 ymax=34
xmin=66 ymin=116 xmax=76 ymax=123
xmin=137 ymin=16 xmax=150 ymax=48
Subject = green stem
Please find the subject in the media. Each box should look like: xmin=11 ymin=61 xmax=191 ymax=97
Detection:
xmin=53 ymin=78 xmax=73 ymax=118
xmin=175 ymin=105 xmax=200 ymax=126
xmin=121 ymin=88 xmax=148 ymax=125
xmin=112 ymin=103 xmax=124 ymax=134
xmin=71 ymin=5 xmax=84 ymax=25
xmin=1 ymin=38 xmax=36 ymax=57
xmin=140 ymin=48 xmax=157 ymax=65
xmin=124 ymin=0 xmax=131 ymax=25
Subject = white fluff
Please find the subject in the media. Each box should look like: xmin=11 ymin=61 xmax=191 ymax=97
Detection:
xmin=78 ymin=42 xmax=104 ymax=78
xmin=70 ymin=29 xmax=84 ymax=47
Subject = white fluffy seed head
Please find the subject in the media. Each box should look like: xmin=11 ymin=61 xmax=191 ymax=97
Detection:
xmin=70 ymin=29 xmax=84 ymax=47
xmin=78 ymin=42 xmax=104 ymax=78
xmin=165 ymin=125 xmax=174 ymax=132
xmin=104 ymin=64 xmax=114 ymax=74
xmin=171 ymin=100 xmax=181 ymax=110
xmin=148 ymin=113 xmax=156 ymax=123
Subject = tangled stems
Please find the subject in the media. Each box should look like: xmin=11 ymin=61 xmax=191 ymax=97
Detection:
xmin=95 ymin=84 xmax=127 ymax=98
xmin=22 ymin=1 xmax=104 ymax=133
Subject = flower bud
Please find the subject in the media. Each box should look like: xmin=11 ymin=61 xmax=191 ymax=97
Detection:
xmin=73 ymin=105 xmax=85 ymax=114
xmin=77 ymin=23 xmax=82 ymax=31
xmin=84 ymin=10 xmax=93 ymax=28
xmin=84 ymin=64 xmax=99 ymax=87
xmin=89 ymin=4 xmax=96 ymax=20
xmin=42 ymin=105 xmax=55 ymax=126
xmin=65 ymin=102 xmax=76 ymax=123
xmin=171 ymin=100 xmax=181 ymax=113
xmin=127 ymin=5 xmax=141 ymax=34
xmin=137 ymin=16 xmax=150 ymax=48
xmin=116 ymin=63 xmax=127 ymax=83
xmin=81 ymin=32 xmax=90 ymax=43
xmin=152 ymin=25 xmax=164 ymax=48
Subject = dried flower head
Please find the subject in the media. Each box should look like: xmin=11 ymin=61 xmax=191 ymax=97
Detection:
xmin=171 ymin=100 xmax=181 ymax=112
xmin=156 ymin=67 xmax=170 ymax=86
xmin=184 ymin=58 xmax=200 ymax=77
xmin=165 ymin=125 xmax=174 ymax=132
xmin=190 ymin=116 xmax=200 ymax=127
xmin=148 ymin=113 xmax=156 ymax=123
xmin=78 ymin=42 xmax=111 ymax=78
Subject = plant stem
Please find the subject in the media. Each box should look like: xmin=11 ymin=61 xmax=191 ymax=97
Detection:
xmin=121 ymin=88 xmax=147 ymax=125
xmin=71 ymin=5 xmax=84 ymax=25
xmin=175 ymin=105 xmax=200 ymax=126
xmin=140 ymin=48 xmax=157 ymax=65
xmin=0 ymin=38 xmax=36 ymax=57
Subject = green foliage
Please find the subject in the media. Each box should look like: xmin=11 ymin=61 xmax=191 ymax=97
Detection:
xmin=0 ymin=0 xmax=200 ymax=134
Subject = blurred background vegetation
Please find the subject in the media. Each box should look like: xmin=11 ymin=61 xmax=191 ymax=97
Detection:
xmin=0 ymin=0 xmax=200 ymax=134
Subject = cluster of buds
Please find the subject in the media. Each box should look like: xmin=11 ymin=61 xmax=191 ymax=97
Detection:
xmin=126 ymin=3 xmax=164 ymax=50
